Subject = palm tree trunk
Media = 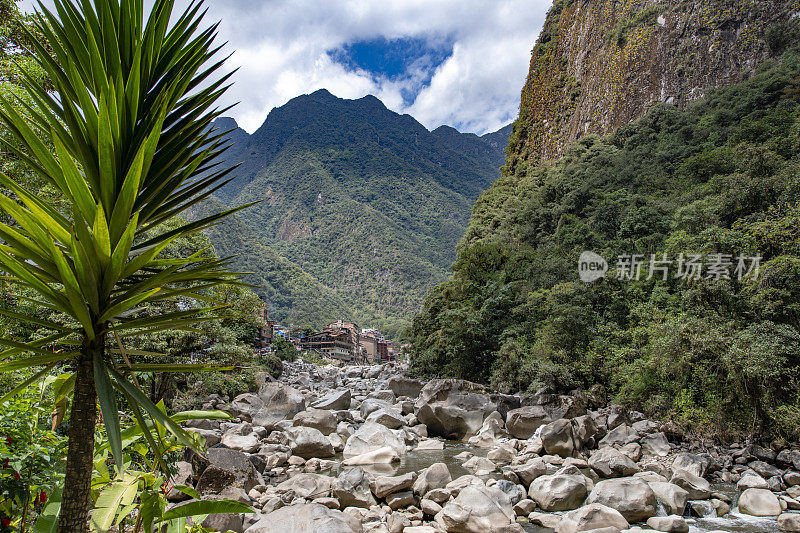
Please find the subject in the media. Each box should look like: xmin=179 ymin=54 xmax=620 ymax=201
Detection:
xmin=58 ymin=335 xmax=103 ymax=533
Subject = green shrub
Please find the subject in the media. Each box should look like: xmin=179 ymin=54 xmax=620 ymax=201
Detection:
xmin=767 ymin=21 xmax=800 ymax=57
xmin=0 ymin=377 xmax=67 ymax=529
xmin=273 ymin=337 xmax=298 ymax=362
xmin=172 ymin=368 xmax=262 ymax=410
xmin=302 ymin=352 xmax=327 ymax=366
xmin=263 ymin=355 xmax=283 ymax=379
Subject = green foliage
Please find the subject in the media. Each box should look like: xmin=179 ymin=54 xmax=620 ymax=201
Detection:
xmin=197 ymin=95 xmax=509 ymax=330
xmin=262 ymin=354 xmax=283 ymax=379
xmin=84 ymin=407 xmax=249 ymax=533
xmin=0 ymin=0 xmax=248 ymax=527
xmin=301 ymin=352 xmax=327 ymax=366
xmin=272 ymin=337 xmax=297 ymax=362
xmin=767 ymin=20 xmax=800 ymax=57
xmin=0 ymin=377 xmax=67 ymax=531
xmin=172 ymin=368 xmax=261 ymax=411
xmin=609 ymin=5 xmax=664 ymax=47
xmin=412 ymin=49 xmax=800 ymax=440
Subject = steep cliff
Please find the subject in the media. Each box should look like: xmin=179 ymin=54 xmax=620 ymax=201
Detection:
xmin=410 ymin=1 xmax=800 ymax=438
xmin=505 ymin=0 xmax=800 ymax=172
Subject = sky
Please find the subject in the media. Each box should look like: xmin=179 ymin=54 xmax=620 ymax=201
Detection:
xmin=20 ymin=0 xmax=552 ymax=135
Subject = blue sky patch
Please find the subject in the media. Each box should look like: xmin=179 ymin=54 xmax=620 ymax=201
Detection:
xmin=328 ymin=36 xmax=454 ymax=105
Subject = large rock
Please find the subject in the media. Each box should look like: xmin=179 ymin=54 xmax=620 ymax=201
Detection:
xmin=385 ymin=490 xmax=414 ymax=510
xmin=387 ymin=376 xmax=424 ymax=398
xmin=586 ymin=478 xmax=657 ymax=522
xmin=646 ymin=516 xmax=689 ymax=533
xmin=641 ymin=433 xmax=671 ymax=457
xmin=415 ymin=379 xmax=497 ymax=440
xmin=244 ymin=503 xmax=362 ymax=533
xmin=598 ymin=424 xmax=638 ymax=447
xmin=341 ymin=446 xmax=400 ymax=465
xmin=540 ymin=419 xmax=575 ymax=458
xmin=647 ymin=482 xmax=689 ymax=516
xmin=275 ymin=474 xmax=335 ymax=500
xmin=492 ymin=393 xmax=521 ymax=419
xmin=367 ymin=389 xmax=396 ymax=403
xmin=572 ymin=415 xmax=600 ymax=449
xmin=505 ymin=406 xmax=552 ymax=439
xmin=365 ymin=408 xmax=406 ymax=430
xmin=333 ymin=467 xmax=376 ymax=508
xmin=508 ymin=457 xmax=547 ymax=487
xmin=371 ymin=472 xmax=416 ymax=499
xmin=528 ymin=473 xmax=588 ymax=511
xmin=286 ymin=426 xmax=335 ymax=459
xmin=187 ymin=427 xmax=221 ymax=447
xmin=556 ymin=503 xmax=630 ymax=533
xmin=196 ymin=448 xmax=260 ymax=494
xmin=220 ymin=433 xmax=261 ymax=453
xmin=463 ymin=456 xmax=497 ymax=475
xmin=589 ymin=447 xmax=639 ymax=478
xmin=312 ymin=389 xmax=351 ymax=410
xmin=779 ymin=513 xmax=800 ymax=532
xmin=226 ymin=393 xmax=264 ymax=422
xmin=470 ymin=411 xmax=506 ymax=446
xmin=202 ymin=513 xmax=244 ymax=533
xmin=738 ymin=488 xmax=781 ymax=516
xmin=738 ymin=472 xmax=769 ymax=490
xmin=521 ymin=393 xmax=587 ymax=420
xmin=437 ymin=485 xmax=518 ymax=533
xmin=251 ymin=383 xmax=306 ymax=427
xmin=493 ymin=479 xmax=526 ymax=506
xmin=749 ymin=460 xmax=782 ymax=479
xmin=412 ymin=463 xmax=452 ymax=496
xmin=359 ymin=398 xmax=393 ymax=419
xmin=166 ymin=461 xmax=194 ymax=501
xmin=671 ymin=453 xmax=709 ymax=478
xmin=293 ymin=408 xmax=337 ymax=435
xmin=670 ymin=469 xmax=711 ymax=499
xmin=342 ymin=422 xmax=405 ymax=458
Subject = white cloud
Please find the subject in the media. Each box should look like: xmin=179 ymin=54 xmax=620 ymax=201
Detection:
xmin=20 ymin=0 xmax=551 ymax=134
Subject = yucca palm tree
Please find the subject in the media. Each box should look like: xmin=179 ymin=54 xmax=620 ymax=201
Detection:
xmin=0 ymin=0 xmax=246 ymax=530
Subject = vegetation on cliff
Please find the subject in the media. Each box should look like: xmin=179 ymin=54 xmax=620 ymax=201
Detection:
xmin=507 ymin=0 xmax=800 ymax=168
xmin=411 ymin=49 xmax=800 ymax=440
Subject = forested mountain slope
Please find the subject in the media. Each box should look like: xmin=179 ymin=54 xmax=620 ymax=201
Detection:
xmin=199 ymin=90 xmax=509 ymax=332
xmin=412 ymin=42 xmax=800 ymax=438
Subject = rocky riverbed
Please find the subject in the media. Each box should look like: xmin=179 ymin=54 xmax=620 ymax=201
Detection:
xmin=173 ymin=361 xmax=800 ymax=533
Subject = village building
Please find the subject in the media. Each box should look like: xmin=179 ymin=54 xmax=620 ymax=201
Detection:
xmin=301 ymin=320 xmax=362 ymax=362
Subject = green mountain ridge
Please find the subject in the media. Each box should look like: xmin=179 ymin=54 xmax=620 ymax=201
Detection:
xmin=197 ymin=90 xmax=509 ymax=332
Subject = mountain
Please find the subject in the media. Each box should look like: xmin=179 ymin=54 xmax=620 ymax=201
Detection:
xmin=200 ymin=90 xmax=509 ymax=332
xmin=192 ymin=197 xmax=353 ymax=327
xmin=410 ymin=0 xmax=800 ymax=439
xmin=505 ymin=0 xmax=798 ymax=170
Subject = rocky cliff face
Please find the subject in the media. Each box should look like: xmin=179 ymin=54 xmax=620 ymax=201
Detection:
xmin=505 ymin=0 xmax=800 ymax=173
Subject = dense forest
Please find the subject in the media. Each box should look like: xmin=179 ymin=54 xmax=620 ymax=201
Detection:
xmin=199 ymin=92 xmax=510 ymax=335
xmin=411 ymin=49 xmax=800 ymax=441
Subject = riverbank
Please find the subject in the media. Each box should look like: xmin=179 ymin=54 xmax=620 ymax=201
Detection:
xmin=173 ymin=361 xmax=800 ymax=533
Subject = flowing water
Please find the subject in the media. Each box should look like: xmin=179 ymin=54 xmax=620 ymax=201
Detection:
xmin=688 ymin=483 xmax=780 ymax=533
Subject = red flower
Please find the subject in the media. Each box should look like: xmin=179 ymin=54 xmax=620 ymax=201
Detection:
xmin=13 ymin=471 xmax=20 ymax=480
xmin=1 ymin=517 xmax=11 ymax=527
xmin=39 ymin=491 xmax=46 ymax=503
